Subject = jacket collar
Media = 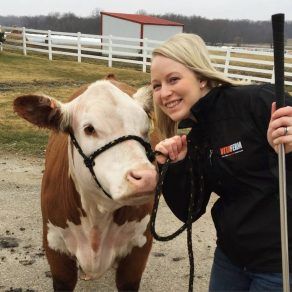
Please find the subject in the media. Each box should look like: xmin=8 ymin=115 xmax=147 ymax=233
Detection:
xmin=190 ymin=86 xmax=221 ymax=123
xmin=178 ymin=88 xmax=217 ymax=129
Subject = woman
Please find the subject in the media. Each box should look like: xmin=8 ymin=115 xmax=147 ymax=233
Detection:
xmin=151 ymin=33 xmax=292 ymax=291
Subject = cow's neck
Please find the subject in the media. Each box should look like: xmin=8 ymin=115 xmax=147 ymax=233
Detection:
xmin=79 ymin=189 xmax=120 ymax=221
xmin=47 ymin=205 xmax=149 ymax=280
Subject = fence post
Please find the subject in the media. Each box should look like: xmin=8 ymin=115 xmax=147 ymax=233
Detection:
xmin=224 ymin=47 xmax=231 ymax=75
xmin=22 ymin=27 xmax=27 ymax=56
xmin=48 ymin=30 xmax=52 ymax=61
xmin=77 ymin=32 xmax=81 ymax=63
xmin=0 ymin=25 xmax=2 ymax=52
xmin=142 ymin=38 xmax=148 ymax=73
xmin=271 ymin=65 xmax=275 ymax=83
xmin=108 ymin=35 xmax=112 ymax=68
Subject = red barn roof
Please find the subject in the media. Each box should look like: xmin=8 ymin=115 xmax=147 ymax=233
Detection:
xmin=101 ymin=12 xmax=184 ymax=26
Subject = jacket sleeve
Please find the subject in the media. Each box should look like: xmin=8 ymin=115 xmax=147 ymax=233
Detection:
xmin=160 ymin=153 xmax=212 ymax=223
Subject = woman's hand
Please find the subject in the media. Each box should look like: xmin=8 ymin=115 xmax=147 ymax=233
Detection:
xmin=267 ymin=102 xmax=292 ymax=154
xmin=155 ymin=135 xmax=188 ymax=164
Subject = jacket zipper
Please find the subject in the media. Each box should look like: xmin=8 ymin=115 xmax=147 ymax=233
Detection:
xmin=209 ymin=149 xmax=213 ymax=166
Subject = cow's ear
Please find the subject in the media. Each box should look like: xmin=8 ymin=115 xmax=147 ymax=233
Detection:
xmin=132 ymin=85 xmax=153 ymax=115
xmin=13 ymin=94 xmax=70 ymax=132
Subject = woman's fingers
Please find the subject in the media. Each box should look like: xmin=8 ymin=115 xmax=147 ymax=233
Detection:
xmin=155 ymin=144 xmax=169 ymax=164
xmin=270 ymin=116 xmax=291 ymax=132
xmin=271 ymin=105 xmax=292 ymax=120
xmin=273 ymin=127 xmax=292 ymax=146
xmin=267 ymin=103 xmax=292 ymax=154
xmin=158 ymin=138 xmax=179 ymax=160
xmin=181 ymin=134 xmax=188 ymax=148
xmin=271 ymin=125 xmax=291 ymax=139
xmin=155 ymin=135 xmax=188 ymax=164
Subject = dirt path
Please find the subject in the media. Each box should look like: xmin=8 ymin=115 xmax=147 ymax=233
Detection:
xmin=0 ymin=153 xmax=217 ymax=292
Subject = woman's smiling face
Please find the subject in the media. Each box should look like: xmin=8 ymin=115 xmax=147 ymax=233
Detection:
xmin=151 ymin=55 xmax=209 ymax=122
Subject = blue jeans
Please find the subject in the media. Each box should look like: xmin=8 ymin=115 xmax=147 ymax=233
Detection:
xmin=209 ymin=247 xmax=291 ymax=291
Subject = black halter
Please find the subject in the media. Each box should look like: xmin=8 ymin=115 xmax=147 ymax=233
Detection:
xmin=69 ymin=132 xmax=156 ymax=199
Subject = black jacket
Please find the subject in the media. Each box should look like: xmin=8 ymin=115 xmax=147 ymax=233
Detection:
xmin=162 ymin=83 xmax=292 ymax=272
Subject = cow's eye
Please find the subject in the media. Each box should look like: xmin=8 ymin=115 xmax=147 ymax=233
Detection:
xmin=84 ymin=125 xmax=95 ymax=135
xmin=141 ymin=129 xmax=149 ymax=138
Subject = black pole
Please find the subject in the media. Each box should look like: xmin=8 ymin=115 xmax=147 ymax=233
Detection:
xmin=272 ymin=13 xmax=285 ymax=108
xmin=272 ymin=13 xmax=290 ymax=292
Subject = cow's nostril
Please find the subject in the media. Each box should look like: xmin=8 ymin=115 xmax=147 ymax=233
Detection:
xmin=129 ymin=171 xmax=142 ymax=180
xmin=126 ymin=168 xmax=157 ymax=194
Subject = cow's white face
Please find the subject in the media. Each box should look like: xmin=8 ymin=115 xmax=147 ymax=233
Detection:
xmin=66 ymin=80 xmax=156 ymax=207
xmin=14 ymin=80 xmax=157 ymax=211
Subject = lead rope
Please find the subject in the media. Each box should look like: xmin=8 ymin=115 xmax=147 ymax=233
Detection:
xmin=150 ymin=151 xmax=199 ymax=292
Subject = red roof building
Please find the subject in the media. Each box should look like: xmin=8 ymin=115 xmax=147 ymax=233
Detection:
xmin=101 ymin=12 xmax=184 ymax=27
xmin=100 ymin=12 xmax=184 ymax=41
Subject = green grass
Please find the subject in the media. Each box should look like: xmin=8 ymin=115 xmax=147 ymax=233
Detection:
xmin=0 ymin=50 xmax=151 ymax=157
xmin=0 ymin=127 xmax=49 ymax=156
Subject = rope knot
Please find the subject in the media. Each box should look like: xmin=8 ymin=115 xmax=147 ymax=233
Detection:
xmin=147 ymin=150 xmax=156 ymax=162
xmin=84 ymin=157 xmax=93 ymax=168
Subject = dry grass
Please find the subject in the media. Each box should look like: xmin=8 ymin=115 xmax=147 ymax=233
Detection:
xmin=0 ymin=50 xmax=150 ymax=156
xmin=210 ymin=49 xmax=292 ymax=88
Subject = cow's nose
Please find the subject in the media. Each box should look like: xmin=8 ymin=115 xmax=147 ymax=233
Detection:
xmin=126 ymin=168 xmax=157 ymax=193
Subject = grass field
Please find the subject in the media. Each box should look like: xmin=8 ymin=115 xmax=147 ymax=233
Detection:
xmin=0 ymin=51 xmax=150 ymax=156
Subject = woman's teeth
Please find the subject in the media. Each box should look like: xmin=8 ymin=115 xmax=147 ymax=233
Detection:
xmin=165 ymin=100 xmax=181 ymax=108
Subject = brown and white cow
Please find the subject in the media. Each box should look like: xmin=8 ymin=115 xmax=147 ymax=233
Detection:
xmin=13 ymin=76 xmax=157 ymax=291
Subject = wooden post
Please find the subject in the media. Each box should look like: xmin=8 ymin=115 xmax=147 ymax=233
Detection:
xmin=108 ymin=35 xmax=112 ymax=67
xmin=77 ymin=32 xmax=81 ymax=63
xmin=48 ymin=30 xmax=52 ymax=61
xmin=22 ymin=27 xmax=27 ymax=56
xmin=0 ymin=25 xmax=3 ymax=52
xmin=142 ymin=38 xmax=148 ymax=73
xmin=271 ymin=66 xmax=275 ymax=83
xmin=224 ymin=47 xmax=231 ymax=75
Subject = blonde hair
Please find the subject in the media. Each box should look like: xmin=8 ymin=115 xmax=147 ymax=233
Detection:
xmin=152 ymin=33 xmax=243 ymax=138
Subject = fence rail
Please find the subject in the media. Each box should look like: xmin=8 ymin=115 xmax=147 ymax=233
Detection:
xmin=1 ymin=26 xmax=292 ymax=86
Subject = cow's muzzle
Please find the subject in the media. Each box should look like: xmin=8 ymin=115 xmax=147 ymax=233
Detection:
xmin=69 ymin=132 xmax=157 ymax=199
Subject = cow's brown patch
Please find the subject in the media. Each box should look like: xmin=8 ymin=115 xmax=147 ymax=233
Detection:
xmin=42 ymin=132 xmax=86 ymax=228
xmin=14 ymin=95 xmax=64 ymax=131
xmin=90 ymin=226 xmax=101 ymax=252
xmin=113 ymin=202 xmax=153 ymax=226
xmin=68 ymin=85 xmax=89 ymax=101
xmin=105 ymin=74 xmax=136 ymax=97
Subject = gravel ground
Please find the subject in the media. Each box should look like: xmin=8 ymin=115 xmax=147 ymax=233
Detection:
xmin=0 ymin=153 xmax=217 ymax=292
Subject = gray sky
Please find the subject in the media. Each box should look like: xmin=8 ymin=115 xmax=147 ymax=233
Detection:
xmin=1 ymin=0 xmax=292 ymax=21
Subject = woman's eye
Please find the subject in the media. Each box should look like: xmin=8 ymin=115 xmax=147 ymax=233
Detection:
xmin=169 ymin=77 xmax=179 ymax=83
xmin=152 ymin=84 xmax=161 ymax=91
xmin=84 ymin=125 xmax=95 ymax=135
xmin=141 ymin=128 xmax=149 ymax=137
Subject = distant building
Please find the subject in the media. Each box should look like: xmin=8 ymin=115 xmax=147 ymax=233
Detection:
xmin=100 ymin=12 xmax=184 ymax=41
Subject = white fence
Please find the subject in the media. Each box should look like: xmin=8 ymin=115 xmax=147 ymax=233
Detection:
xmin=1 ymin=26 xmax=292 ymax=86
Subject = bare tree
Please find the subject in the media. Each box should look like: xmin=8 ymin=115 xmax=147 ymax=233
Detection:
xmin=0 ymin=12 xmax=291 ymax=44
